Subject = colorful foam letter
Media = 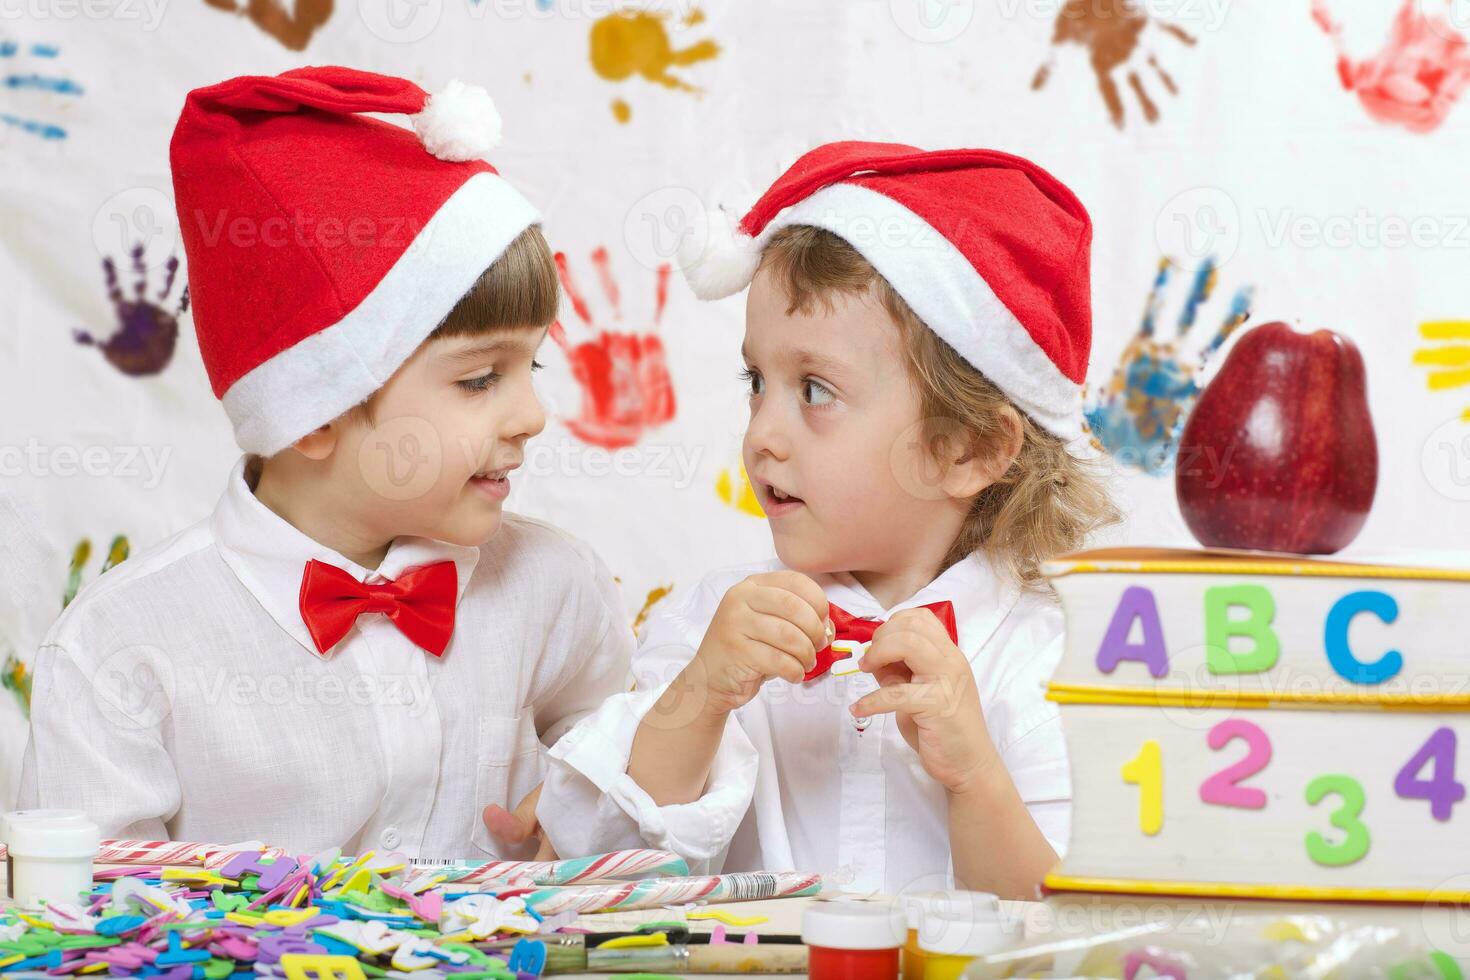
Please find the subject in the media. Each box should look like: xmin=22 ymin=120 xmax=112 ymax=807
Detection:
xmin=1204 ymin=584 xmax=1279 ymax=674
xmin=1324 ymin=590 xmax=1402 ymax=684
xmin=1096 ymin=586 xmax=1169 ymax=678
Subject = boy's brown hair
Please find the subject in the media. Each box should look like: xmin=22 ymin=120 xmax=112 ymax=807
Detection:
xmin=350 ymin=225 xmax=558 ymax=425
xmin=759 ymin=225 xmax=1120 ymax=590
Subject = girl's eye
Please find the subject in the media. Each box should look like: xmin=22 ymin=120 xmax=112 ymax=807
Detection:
xmin=457 ymin=372 xmax=499 ymax=393
xmin=739 ymin=367 xmax=764 ymax=396
xmin=803 ymin=378 xmax=835 ymax=406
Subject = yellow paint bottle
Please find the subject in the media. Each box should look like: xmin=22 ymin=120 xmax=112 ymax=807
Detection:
xmin=895 ymin=891 xmax=1000 ymax=980
xmin=917 ymin=906 xmax=1023 ymax=980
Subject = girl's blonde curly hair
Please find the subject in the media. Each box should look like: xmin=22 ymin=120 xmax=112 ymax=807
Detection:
xmin=760 ymin=225 xmax=1121 ymax=591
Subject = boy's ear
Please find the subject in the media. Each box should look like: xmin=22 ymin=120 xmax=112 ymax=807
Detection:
xmin=941 ymin=406 xmax=1023 ymax=501
xmin=290 ymin=422 xmax=339 ymax=461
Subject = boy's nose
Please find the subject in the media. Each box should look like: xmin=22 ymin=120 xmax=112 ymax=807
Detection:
xmin=507 ymin=379 xmax=547 ymax=442
xmin=746 ymin=401 xmax=790 ymax=460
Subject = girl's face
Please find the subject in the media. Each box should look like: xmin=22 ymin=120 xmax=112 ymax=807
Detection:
xmin=740 ymin=268 xmax=972 ymax=580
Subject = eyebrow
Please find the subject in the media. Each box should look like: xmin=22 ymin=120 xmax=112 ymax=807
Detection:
xmin=441 ymin=336 xmax=534 ymax=363
xmin=743 ymin=342 xmax=849 ymax=377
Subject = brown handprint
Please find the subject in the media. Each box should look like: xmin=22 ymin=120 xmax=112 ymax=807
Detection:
xmin=202 ymin=0 xmax=332 ymax=52
xmin=74 ymin=242 xmax=188 ymax=378
xmin=1032 ymin=0 xmax=1197 ymax=128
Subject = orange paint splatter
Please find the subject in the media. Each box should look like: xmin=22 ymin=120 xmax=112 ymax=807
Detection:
xmin=632 ymin=584 xmax=673 ymax=635
xmin=589 ymin=7 xmax=720 ymax=120
xmin=551 ymin=249 xmax=676 ymax=449
xmin=1312 ymin=0 xmax=1470 ymax=132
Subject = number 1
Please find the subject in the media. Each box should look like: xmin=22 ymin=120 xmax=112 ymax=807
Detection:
xmin=1122 ymin=740 xmax=1163 ymax=836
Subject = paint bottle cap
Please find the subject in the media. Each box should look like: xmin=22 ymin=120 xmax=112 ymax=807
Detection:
xmin=916 ymin=908 xmax=1022 ymax=958
xmin=1 ymin=809 xmax=100 ymax=858
xmin=894 ymin=890 xmax=999 ymax=930
xmin=802 ymin=900 xmax=906 ymax=950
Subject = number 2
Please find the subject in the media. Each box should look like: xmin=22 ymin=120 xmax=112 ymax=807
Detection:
xmin=1200 ymin=718 xmax=1271 ymax=809
xmin=1305 ymin=774 xmax=1370 ymax=867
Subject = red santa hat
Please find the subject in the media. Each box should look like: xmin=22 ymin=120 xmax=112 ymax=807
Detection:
xmin=170 ymin=66 xmax=540 ymax=456
xmin=679 ymin=141 xmax=1092 ymax=445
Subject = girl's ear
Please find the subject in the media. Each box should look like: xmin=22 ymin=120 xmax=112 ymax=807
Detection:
xmin=291 ymin=422 xmax=339 ymax=461
xmin=941 ymin=405 xmax=1023 ymax=501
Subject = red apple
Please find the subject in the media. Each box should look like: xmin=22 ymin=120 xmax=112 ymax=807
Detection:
xmin=1175 ymin=321 xmax=1376 ymax=554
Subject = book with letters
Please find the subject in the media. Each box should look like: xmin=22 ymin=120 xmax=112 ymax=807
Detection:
xmin=1041 ymin=546 xmax=1470 ymax=903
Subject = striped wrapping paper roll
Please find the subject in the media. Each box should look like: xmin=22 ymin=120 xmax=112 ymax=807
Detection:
xmin=524 ymin=870 xmax=825 ymax=915
xmin=430 ymin=848 xmax=689 ymax=885
xmin=0 ymin=839 xmax=689 ymax=887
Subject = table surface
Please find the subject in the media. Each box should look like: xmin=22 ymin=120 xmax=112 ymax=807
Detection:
xmin=5 ymin=863 xmax=1466 ymax=977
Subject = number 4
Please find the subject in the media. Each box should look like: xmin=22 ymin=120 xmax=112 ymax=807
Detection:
xmin=1395 ymin=727 xmax=1466 ymax=822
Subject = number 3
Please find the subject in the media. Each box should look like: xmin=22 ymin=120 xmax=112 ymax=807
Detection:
xmin=1305 ymin=774 xmax=1370 ymax=867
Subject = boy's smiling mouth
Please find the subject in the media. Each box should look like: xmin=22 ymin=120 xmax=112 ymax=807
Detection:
xmin=469 ymin=462 xmax=518 ymax=501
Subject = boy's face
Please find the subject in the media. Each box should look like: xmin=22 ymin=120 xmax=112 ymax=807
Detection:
xmin=331 ymin=325 xmax=548 ymax=549
xmin=741 ymin=268 xmax=965 ymax=577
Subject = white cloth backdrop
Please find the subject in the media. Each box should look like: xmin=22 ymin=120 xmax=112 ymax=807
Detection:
xmin=4 ymin=0 xmax=1470 ymax=805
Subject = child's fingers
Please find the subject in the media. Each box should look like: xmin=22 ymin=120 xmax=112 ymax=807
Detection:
xmin=740 ymin=638 xmax=808 ymax=685
xmin=746 ymin=586 xmax=826 ymax=661
xmin=850 ymin=682 xmax=930 ymax=719
xmin=753 ymin=571 xmax=831 ymax=630
xmin=742 ymin=613 xmax=817 ymax=673
xmin=861 ymin=629 xmax=949 ymax=677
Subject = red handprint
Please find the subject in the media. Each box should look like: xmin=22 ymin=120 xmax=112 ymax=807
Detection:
xmin=551 ymin=248 xmax=675 ymax=450
xmin=1312 ymin=0 xmax=1470 ymax=133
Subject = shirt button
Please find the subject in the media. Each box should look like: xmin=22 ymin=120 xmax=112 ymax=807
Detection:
xmin=380 ymin=827 xmax=401 ymax=849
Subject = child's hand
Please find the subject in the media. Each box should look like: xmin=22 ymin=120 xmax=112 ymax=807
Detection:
xmin=852 ymin=608 xmax=1000 ymax=795
xmin=482 ymin=784 xmax=558 ymax=861
xmin=683 ymin=572 xmax=831 ymax=718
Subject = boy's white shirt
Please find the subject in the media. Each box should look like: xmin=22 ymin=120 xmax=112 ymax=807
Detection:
xmin=18 ymin=456 xmax=634 ymax=860
xmin=545 ymin=552 xmax=1072 ymax=893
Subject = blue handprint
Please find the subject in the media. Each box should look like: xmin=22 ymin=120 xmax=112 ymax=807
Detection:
xmin=1085 ymin=257 xmax=1253 ymax=475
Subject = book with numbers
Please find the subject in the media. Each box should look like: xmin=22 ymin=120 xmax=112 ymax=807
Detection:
xmin=1040 ymin=546 xmax=1470 ymax=903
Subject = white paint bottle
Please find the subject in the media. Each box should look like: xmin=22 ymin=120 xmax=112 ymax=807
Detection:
xmin=1 ymin=809 xmax=99 ymax=907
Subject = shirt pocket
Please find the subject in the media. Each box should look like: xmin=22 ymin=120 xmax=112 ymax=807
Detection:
xmin=469 ymin=712 xmax=547 ymax=859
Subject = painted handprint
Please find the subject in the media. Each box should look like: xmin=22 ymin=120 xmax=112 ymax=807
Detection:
xmin=1415 ymin=320 xmax=1470 ymax=420
xmin=75 ymin=242 xmax=188 ymax=378
xmin=588 ymin=7 xmax=721 ymax=123
xmin=1312 ymin=0 xmax=1470 ymax=133
xmin=1031 ymin=0 xmax=1197 ymax=129
xmin=2 ymin=534 xmax=132 ymax=717
xmin=63 ymin=535 xmax=130 ymax=609
xmin=1 ymin=40 xmax=82 ymax=141
xmin=1085 ymin=257 xmax=1253 ymax=474
xmin=551 ymin=248 xmax=676 ymax=449
xmin=202 ymin=0 xmax=333 ymax=51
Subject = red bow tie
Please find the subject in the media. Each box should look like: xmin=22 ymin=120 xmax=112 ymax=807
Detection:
xmin=298 ymin=559 xmax=458 ymax=657
xmin=804 ymin=600 xmax=958 ymax=681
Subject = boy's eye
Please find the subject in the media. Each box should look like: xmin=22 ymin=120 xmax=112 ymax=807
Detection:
xmin=803 ymin=378 xmax=835 ymax=406
xmin=531 ymin=359 xmax=545 ymax=372
xmin=457 ymin=372 xmax=499 ymax=393
xmin=739 ymin=367 xmax=764 ymax=396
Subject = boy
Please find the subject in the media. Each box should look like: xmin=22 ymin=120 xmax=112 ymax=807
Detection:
xmin=545 ymin=142 xmax=1119 ymax=898
xmin=18 ymin=67 xmax=632 ymax=860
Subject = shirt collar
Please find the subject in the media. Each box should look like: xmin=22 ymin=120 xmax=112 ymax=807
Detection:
xmin=816 ymin=551 xmax=1021 ymax=659
xmin=211 ymin=456 xmax=482 ymax=658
